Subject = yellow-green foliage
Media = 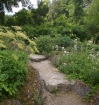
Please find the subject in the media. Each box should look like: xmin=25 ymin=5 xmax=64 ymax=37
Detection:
xmin=12 ymin=26 xmax=22 ymax=31
xmin=0 ymin=26 xmax=39 ymax=53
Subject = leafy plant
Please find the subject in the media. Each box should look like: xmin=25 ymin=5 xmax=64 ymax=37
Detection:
xmin=0 ymin=26 xmax=38 ymax=53
xmin=57 ymin=36 xmax=74 ymax=47
xmin=55 ymin=43 xmax=99 ymax=88
xmin=35 ymin=36 xmax=54 ymax=53
xmin=0 ymin=50 xmax=28 ymax=100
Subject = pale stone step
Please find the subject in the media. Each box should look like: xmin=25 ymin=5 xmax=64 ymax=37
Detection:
xmin=29 ymin=54 xmax=46 ymax=62
xmin=30 ymin=60 xmax=75 ymax=92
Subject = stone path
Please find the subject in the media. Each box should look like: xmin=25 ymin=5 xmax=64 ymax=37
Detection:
xmin=29 ymin=54 xmax=97 ymax=105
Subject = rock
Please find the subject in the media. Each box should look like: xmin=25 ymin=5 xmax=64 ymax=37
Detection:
xmin=30 ymin=60 xmax=74 ymax=93
xmin=48 ymin=55 xmax=58 ymax=63
xmin=73 ymin=80 xmax=91 ymax=96
xmin=57 ymin=81 xmax=75 ymax=92
xmin=45 ymin=84 xmax=57 ymax=93
xmin=29 ymin=54 xmax=46 ymax=62
xmin=12 ymin=100 xmax=21 ymax=105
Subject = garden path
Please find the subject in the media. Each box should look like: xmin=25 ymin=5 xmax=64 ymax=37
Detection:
xmin=29 ymin=54 xmax=96 ymax=105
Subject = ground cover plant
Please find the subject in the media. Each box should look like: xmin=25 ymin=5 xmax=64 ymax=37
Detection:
xmin=54 ymin=39 xmax=99 ymax=93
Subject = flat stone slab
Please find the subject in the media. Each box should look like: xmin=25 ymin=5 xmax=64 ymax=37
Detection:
xmin=29 ymin=54 xmax=46 ymax=62
xmin=30 ymin=60 xmax=75 ymax=92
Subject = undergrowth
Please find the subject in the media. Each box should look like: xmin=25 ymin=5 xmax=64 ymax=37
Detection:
xmin=0 ymin=49 xmax=28 ymax=101
xmin=54 ymin=39 xmax=99 ymax=93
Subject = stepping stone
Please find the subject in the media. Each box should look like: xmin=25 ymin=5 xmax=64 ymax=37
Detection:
xmin=29 ymin=54 xmax=46 ymax=62
xmin=30 ymin=60 xmax=75 ymax=92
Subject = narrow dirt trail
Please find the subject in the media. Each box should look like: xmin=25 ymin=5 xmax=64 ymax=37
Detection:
xmin=29 ymin=54 xmax=96 ymax=105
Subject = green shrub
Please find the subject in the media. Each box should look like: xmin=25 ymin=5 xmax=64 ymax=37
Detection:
xmin=0 ymin=50 xmax=28 ymax=100
xmin=37 ymin=22 xmax=53 ymax=36
xmin=56 ymin=36 xmax=74 ymax=47
xmin=22 ymin=25 xmax=37 ymax=38
xmin=72 ymin=25 xmax=90 ymax=41
xmin=35 ymin=36 xmax=54 ymax=53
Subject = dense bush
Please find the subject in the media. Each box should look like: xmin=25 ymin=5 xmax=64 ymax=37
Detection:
xmin=56 ymin=36 xmax=74 ymax=47
xmin=35 ymin=35 xmax=75 ymax=54
xmin=22 ymin=25 xmax=37 ymax=38
xmin=22 ymin=22 xmax=54 ymax=38
xmin=37 ymin=22 xmax=53 ymax=36
xmin=0 ymin=50 xmax=28 ymax=100
xmin=35 ymin=36 xmax=54 ymax=53
xmin=72 ymin=25 xmax=91 ymax=41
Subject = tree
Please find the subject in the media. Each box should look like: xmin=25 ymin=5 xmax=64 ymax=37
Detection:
xmin=31 ymin=0 xmax=49 ymax=25
xmin=14 ymin=8 xmax=34 ymax=26
xmin=0 ymin=0 xmax=31 ymax=25
xmin=48 ymin=0 xmax=70 ymax=21
xmin=4 ymin=15 xmax=17 ymax=26
xmin=73 ymin=0 xmax=84 ymax=23
xmin=84 ymin=0 xmax=99 ymax=43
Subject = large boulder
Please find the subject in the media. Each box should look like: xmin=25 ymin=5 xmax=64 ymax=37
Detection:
xmin=73 ymin=80 xmax=91 ymax=96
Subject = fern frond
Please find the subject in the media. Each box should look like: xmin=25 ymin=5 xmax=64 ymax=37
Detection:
xmin=16 ymin=32 xmax=28 ymax=39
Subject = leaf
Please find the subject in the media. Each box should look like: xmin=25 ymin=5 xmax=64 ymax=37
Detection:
xmin=0 ymin=74 xmax=8 ymax=81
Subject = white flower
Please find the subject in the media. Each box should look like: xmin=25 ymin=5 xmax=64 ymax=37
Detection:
xmin=64 ymin=50 xmax=69 ymax=55
xmin=66 ymin=51 xmax=69 ymax=54
xmin=74 ymin=45 xmax=77 ymax=50
xmin=89 ymin=54 xmax=95 ymax=59
xmin=64 ymin=51 xmax=67 ymax=53
xmin=74 ymin=45 xmax=77 ymax=48
xmin=89 ymin=54 xmax=93 ymax=57
xmin=62 ymin=47 xmax=64 ymax=50
xmin=87 ymin=40 xmax=93 ymax=46
xmin=75 ymin=39 xmax=77 ymax=41
xmin=67 ymin=54 xmax=69 ymax=56
xmin=63 ymin=63 xmax=66 ymax=66
xmin=74 ymin=39 xmax=77 ymax=43
xmin=55 ymin=45 xmax=58 ymax=48
xmin=96 ymin=52 xmax=99 ymax=56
